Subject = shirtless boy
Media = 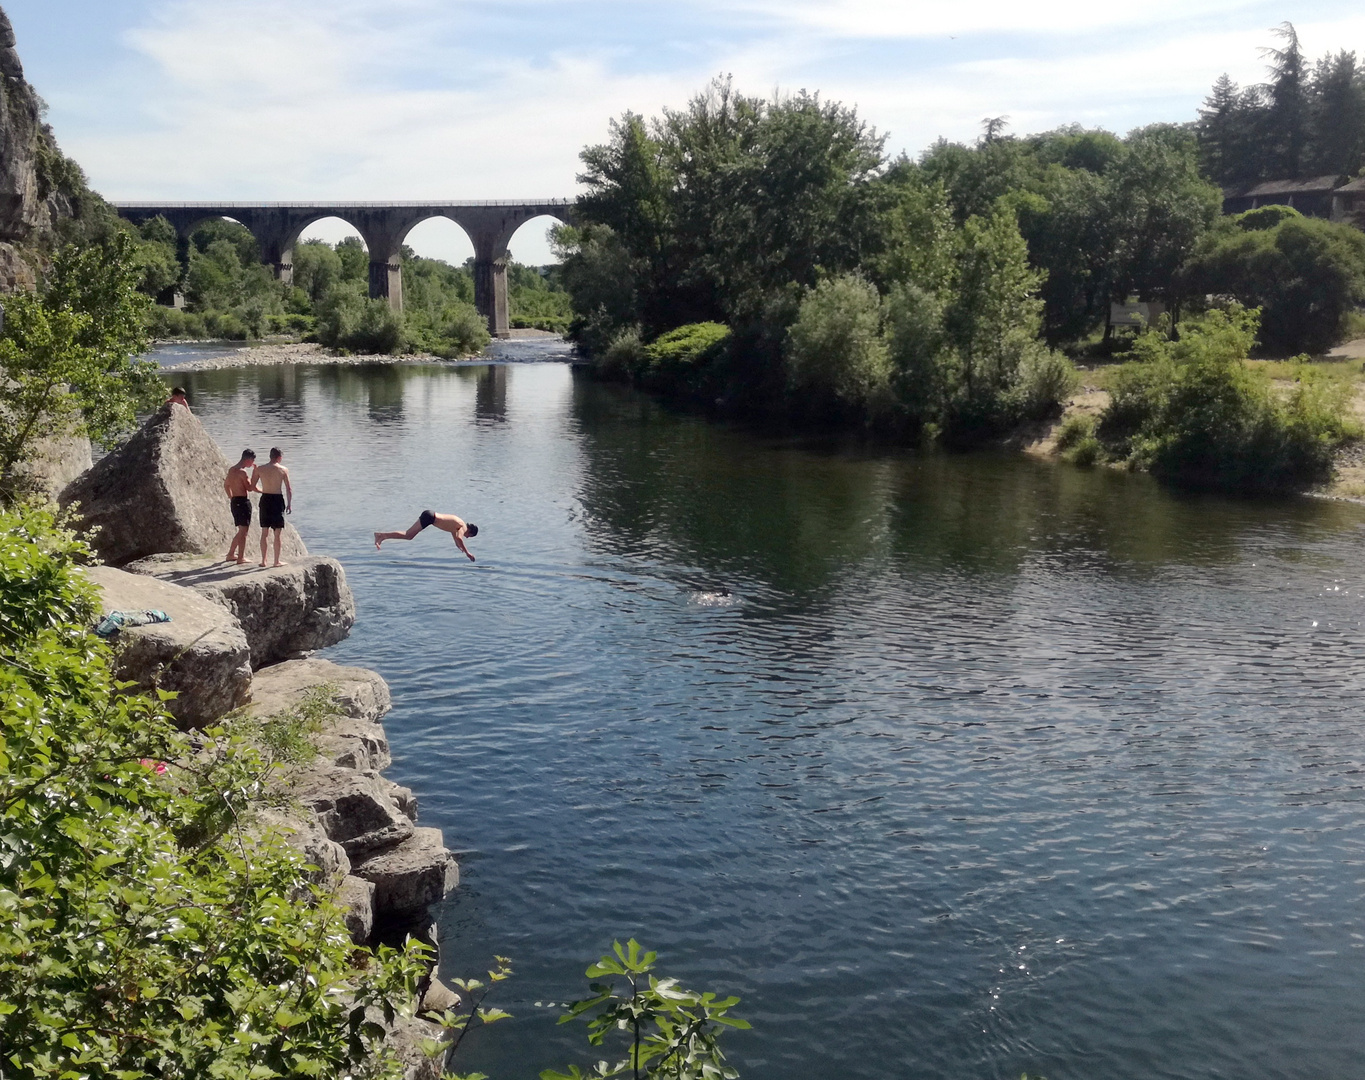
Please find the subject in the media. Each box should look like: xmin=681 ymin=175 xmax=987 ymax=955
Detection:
xmin=374 ymin=511 xmax=478 ymax=562
xmin=253 ymin=447 xmax=293 ymax=567
xmin=223 ymin=450 xmax=257 ymax=564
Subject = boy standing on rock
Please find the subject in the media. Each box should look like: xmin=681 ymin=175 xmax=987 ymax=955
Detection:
xmin=223 ymin=450 xmax=257 ymax=564
xmin=253 ymin=447 xmax=292 ymax=568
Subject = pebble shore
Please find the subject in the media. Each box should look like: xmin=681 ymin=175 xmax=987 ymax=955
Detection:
xmin=156 ymin=329 xmax=567 ymax=373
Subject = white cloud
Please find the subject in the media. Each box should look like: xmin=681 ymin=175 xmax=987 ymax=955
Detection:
xmin=48 ymin=0 xmax=1365 ymax=264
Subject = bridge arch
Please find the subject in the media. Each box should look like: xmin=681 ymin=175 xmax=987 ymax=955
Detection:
xmin=112 ymin=200 xmax=576 ymax=337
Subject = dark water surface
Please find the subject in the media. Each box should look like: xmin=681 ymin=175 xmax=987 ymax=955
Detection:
xmin=169 ymin=353 xmax=1365 ymax=1080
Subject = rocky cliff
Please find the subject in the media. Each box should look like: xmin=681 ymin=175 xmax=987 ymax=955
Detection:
xmin=0 ymin=5 xmax=103 ymax=291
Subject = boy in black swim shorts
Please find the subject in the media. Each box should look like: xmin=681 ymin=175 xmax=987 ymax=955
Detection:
xmin=223 ymin=450 xmax=257 ymax=564
xmin=252 ymin=447 xmax=293 ymax=568
xmin=374 ymin=511 xmax=478 ymax=561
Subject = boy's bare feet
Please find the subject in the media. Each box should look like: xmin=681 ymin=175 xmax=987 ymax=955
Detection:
xmin=373 ymin=532 xmax=383 ymax=550
xmin=273 ymin=561 xmax=286 ymax=567
xmin=236 ymin=558 xmax=247 ymax=565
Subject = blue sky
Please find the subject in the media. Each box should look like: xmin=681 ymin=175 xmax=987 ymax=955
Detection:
xmin=7 ymin=0 xmax=1365 ymax=264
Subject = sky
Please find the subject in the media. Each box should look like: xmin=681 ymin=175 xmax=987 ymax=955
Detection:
xmin=6 ymin=0 xmax=1365 ymax=266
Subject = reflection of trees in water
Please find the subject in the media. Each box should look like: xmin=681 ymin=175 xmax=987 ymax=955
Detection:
xmin=569 ymin=374 xmax=1365 ymax=602
xmin=569 ymin=376 xmax=899 ymax=600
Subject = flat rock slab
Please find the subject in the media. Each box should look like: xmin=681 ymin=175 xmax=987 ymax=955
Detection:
xmin=60 ymin=403 xmax=307 ymax=566
xmin=83 ymin=565 xmax=251 ymax=729
xmin=124 ymin=554 xmax=355 ymax=669
xmin=351 ymin=828 xmax=459 ymax=916
xmin=248 ymin=658 xmax=392 ymax=771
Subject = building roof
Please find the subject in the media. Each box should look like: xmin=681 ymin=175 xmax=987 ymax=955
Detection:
xmin=1223 ymin=175 xmax=1346 ymax=199
xmin=1335 ymin=176 xmax=1365 ymax=194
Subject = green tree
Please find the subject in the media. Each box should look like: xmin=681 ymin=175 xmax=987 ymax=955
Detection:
xmin=1261 ymin=22 xmax=1311 ymax=177
xmin=0 ymin=234 xmax=160 ymax=497
xmin=1180 ymin=212 xmax=1365 ymax=354
xmin=786 ymin=274 xmax=890 ymax=418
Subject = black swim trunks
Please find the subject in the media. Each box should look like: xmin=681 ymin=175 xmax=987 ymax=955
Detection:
xmin=419 ymin=509 xmax=436 ymax=529
xmin=230 ymin=496 xmax=251 ymax=528
xmin=260 ymin=492 xmax=286 ymax=529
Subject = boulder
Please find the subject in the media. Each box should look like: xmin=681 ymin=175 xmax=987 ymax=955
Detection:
xmin=58 ymin=403 xmax=307 ymax=566
xmin=284 ymin=764 xmax=415 ymax=857
xmin=420 ymin=978 xmax=461 ymax=1017
xmin=124 ymin=554 xmax=354 ymax=668
xmin=247 ymin=658 xmax=392 ymax=771
xmin=376 ymin=1012 xmax=447 ymax=1080
xmin=15 ymin=430 xmax=92 ymax=498
xmin=254 ymin=807 xmax=350 ymax=888
xmin=351 ymin=828 xmax=459 ymax=916
xmin=83 ymin=565 xmax=251 ymax=729
xmin=337 ymin=874 xmax=376 ymax=945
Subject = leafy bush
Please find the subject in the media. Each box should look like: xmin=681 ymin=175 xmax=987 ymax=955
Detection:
xmin=641 ymin=321 xmax=730 ymax=392
xmin=406 ymin=301 xmax=490 ymax=358
xmin=0 ymin=505 xmax=429 ymax=1079
xmin=542 ymin=940 xmax=749 ymax=1080
xmin=1011 ymin=341 xmax=1079 ymax=420
xmin=1098 ymin=307 xmax=1356 ymax=490
xmin=786 ymin=274 xmax=891 ymax=418
xmin=597 ymin=325 xmax=646 ymax=381
xmin=1180 ymin=214 xmax=1365 ymax=355
xmin=316 ymin=282 xmax=407 ymax=354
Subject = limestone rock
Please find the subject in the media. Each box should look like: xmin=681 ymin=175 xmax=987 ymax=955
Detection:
xmin=285 ymin=764 xmax=415 ymax=857
xmin=254 ymin=807 xmax=350 ymax=888
xmin=11 ymin=429 xmax=91 ymax=499
xmin=59 ymin=403 xmax=307 ymax=566
xmin=383 ymin=779 xmax=418 ymax=823
xmin=125 ymin=554 xmax=353 ymax=668
xmin=420 ymin=977 xmax=461 ymax=1017
xmin=83 ymin=565 xmax=251 ymax=729
xmin=351 ymin=828 xmax=459 ymax=916
xmin=337 ymin=874 xmax=376 ymax=945
xmin=377 ymin=1012 xmax=447 ymax=1080
xmin=247 ymin=658 xmax=392 ymax=771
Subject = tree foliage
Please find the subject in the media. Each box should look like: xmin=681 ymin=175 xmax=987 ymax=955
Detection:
xmin=1180 ymin=211 xmax=1365 ymax=354
xmin=1197 ymin=23 xmax=1365 ymax=182
xmin=0 ymin=234 xmax=160 ymax=498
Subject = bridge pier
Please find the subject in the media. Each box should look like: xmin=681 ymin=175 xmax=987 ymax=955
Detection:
xmin=472 ymin=250 xmax=510 ymax=339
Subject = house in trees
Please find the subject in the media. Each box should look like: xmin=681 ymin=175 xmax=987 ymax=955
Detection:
xmin=1222 ymin=175 xmax=1365 ymax=228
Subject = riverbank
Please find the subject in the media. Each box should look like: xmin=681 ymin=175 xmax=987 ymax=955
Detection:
xmin=1018 ymin=336 xmax=1365 ymax=498
xmin=34 ymin=405 xmax=464 ymax=1078
xmin=155 ymin=329 xmax=567 ymax=372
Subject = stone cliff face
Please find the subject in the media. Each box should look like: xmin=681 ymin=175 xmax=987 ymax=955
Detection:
xmin=0 ymin=4 xmax=82 ymax=290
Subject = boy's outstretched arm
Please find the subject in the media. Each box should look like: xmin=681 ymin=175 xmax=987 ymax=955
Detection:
xmin=453 ymin=531 xmax=475 ymax=562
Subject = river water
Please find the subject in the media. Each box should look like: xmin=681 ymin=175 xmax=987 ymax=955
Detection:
xmin=164 ymin=346 xmax=1365 ymax=1080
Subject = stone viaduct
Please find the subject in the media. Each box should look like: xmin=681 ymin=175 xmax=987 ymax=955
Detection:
xmin=112 ymin=200 xmax=575 ymax=338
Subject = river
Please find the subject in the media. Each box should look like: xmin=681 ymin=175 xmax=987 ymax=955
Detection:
xmin=162 ymin=345 xmax=1365 ymax=1080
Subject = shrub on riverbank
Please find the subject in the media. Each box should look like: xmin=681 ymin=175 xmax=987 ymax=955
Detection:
xmin=0 ymin=505 xmax=428 ymax=1078
xmin=1097 ymin=307 xmax=1356 ymax=490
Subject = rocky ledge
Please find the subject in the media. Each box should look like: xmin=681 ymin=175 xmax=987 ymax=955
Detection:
xmin=63 ymin=404 xmax=457 ymax=1078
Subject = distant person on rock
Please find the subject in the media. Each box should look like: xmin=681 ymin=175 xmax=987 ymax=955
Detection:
xmin=374 ymin=511 xmax=478 ymax=561
xmin=166 ymin=386 xmax=191 ymax=410
xmin=253 ymin=447 xmax=292 ymax=567
xmin=223 ymin=450 xmax=257 ymax=564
